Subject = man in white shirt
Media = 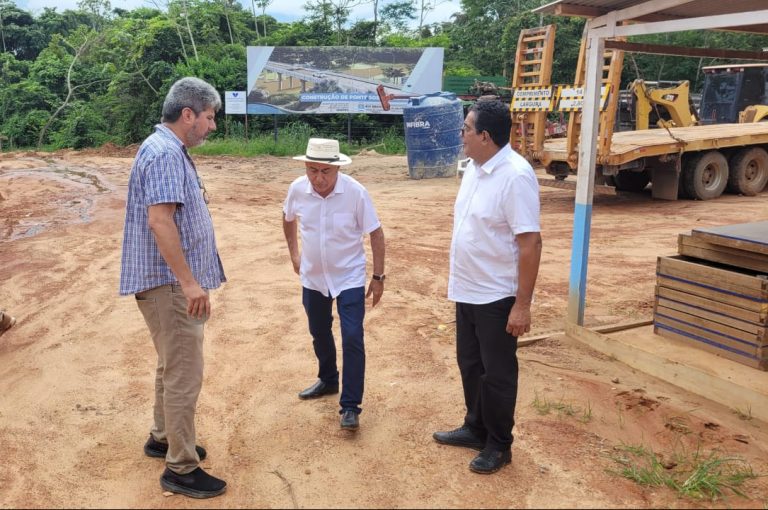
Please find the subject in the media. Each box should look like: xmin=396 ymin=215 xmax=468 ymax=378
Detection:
xmin=433 ymin=100 xmax=542 ymax=474
xmin=283 ymin=138 xmax=386 ymax=431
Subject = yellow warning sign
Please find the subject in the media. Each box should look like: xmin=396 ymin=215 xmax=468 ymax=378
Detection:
xmin=510 ymin=86 xmax=555 ymax=112
xmin=556 ymin=85 xmax=611 ymax=112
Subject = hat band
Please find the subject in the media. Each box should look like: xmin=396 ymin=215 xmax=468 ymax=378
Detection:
xmin=305 ymin=155 xmax=340 ymax=162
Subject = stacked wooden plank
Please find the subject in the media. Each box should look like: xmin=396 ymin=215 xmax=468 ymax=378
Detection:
xmin=654 ymin=221 xmax=768 ymax=370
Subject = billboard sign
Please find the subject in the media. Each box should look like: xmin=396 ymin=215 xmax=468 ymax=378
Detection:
xmin=246 ymin=46 xmax=444 ymax=115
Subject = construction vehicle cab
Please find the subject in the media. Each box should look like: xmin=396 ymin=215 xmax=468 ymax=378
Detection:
xmin=699 ymin=64 xmax=768 ymax=124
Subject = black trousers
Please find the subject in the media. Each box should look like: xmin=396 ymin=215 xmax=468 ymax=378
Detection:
xmin=456 ymin=296 xmax=519 ymax=452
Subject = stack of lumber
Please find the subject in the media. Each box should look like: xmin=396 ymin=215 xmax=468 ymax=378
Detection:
xmin=654 ymin=221 xmax=768 ymax=370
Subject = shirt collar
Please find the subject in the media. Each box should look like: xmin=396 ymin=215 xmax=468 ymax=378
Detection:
xmin=476 ymin=143 xmax=513 ymax=175
xmin=304 ymin=173 xmax=346 ymax=196
xmin=154 ymin=124 xmax=185 ymax=149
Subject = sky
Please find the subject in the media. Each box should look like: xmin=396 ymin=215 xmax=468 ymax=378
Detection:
xmin=15 ymin=0 xmax=464 ymax=28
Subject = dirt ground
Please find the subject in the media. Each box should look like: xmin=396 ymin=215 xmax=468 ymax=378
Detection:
xmin=1 ymin=148 xmax=768 ymax=509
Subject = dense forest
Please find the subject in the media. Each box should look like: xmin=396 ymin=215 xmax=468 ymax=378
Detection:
xmin=1 ymin=0 xmax=767 ymax=150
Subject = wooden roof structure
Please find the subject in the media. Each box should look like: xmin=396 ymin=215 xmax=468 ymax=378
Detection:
xmin=535 ymin=0 xmax=768 ymax=35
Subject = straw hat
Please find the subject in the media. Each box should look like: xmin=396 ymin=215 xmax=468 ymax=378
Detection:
xmin=293 ymin=138 xmax=352 ymax=166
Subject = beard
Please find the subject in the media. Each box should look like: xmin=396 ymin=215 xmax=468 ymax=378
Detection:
xmin=187 ymin=132 xmax=208 ymax=148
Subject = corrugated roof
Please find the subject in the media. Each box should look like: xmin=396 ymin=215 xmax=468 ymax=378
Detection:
xmin=534 ymin=0 xmax=768 ymax=34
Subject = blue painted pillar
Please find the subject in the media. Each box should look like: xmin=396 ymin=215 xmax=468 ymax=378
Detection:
xmin=567 ymin=31 xmax=606 ymax=326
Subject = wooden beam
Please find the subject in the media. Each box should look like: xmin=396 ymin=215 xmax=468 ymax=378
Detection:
xmin=534 ymin=1 xmax=768 ymax=35
xmin=556 ymin=4 xmax=604 ymax=18
xmin=611 ymin=10 xmax=768 ymax=38
xmin=604 ymin=0 xmax=696 ymax=26
xmin=565 ymin=322 xmax=768 ymax=423
xmin=605 ymin=40 xmax=768 ymax=61
xmin=519 ymin=318 xmax=653 ymax=347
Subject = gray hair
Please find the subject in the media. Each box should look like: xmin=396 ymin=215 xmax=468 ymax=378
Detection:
xmin=161 ymin=77 xmax=222 ymax=123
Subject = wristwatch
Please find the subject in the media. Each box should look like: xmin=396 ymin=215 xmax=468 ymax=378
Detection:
xmin=372 ymin=274 xmax=386 ymax=282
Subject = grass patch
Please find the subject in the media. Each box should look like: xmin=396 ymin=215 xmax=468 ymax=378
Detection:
xmin=531 ymin=391 xmax=593 ymax=423
xmin=191 ymin=122 xmax=406 ymax=158
xmin=609 ymin=444 xmax=758 ymax=501
xmin=191 ymin=122 xmax=314 ymax=157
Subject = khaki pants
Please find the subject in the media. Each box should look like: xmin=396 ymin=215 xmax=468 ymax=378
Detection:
xmin=136 ymin=284 xmax=207 ymax=474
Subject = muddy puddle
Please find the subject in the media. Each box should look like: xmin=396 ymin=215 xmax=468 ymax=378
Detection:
xmin=0 ymin=160 xmax=116 ymax=241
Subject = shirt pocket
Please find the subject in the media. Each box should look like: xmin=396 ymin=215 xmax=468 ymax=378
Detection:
xmin=333 ymin=213 xmax=356 ymax=234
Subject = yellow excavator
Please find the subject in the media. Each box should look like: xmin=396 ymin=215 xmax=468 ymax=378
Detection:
xmin=623 ymin=64 xmax=768 ymax=133
xmin=627 ymin=79 xmax=699 ymax=130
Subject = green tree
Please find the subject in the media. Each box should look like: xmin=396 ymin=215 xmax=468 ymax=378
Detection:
xmin=253 ymin=0 xmax=273 ymax=38
xmin=77 ymin=0 xmax=112 ymax=30
xmin=380 ymin=0 xmax=415 ymax=34
xmin=0 ymin=1 xmax=48 ymax=60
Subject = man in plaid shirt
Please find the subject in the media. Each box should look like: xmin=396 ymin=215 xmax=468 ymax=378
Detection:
xmin=119 ymin=77 xmax=227 ymax=499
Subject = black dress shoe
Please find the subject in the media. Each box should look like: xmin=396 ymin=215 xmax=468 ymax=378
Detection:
xmin=340 ymin=409 xmax=359 ymax=430
xmin=144 ymin=435 xmax=207 ymax=461
xmin=469 ymin=449 xmax=512 ymax=474
xmin=160 ymin=467 xmax=226 ymax=499
xmin=298 ymin=379 xmax=339 ymax=400
xmin=433 ymin=426 xmax=485 ymax=450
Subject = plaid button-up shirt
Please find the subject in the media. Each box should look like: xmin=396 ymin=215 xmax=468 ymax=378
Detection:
xmin=119 ymin=124 xmax=226 ymax=295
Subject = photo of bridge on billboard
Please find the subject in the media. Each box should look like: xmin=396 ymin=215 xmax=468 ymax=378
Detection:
xmin=246 ymin=46 xmax=444 ymax=115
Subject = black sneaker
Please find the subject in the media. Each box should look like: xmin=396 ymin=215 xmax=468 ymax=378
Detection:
xmin=144 ymin=435 xmax=207 ymax=461
xmin=433 ymin=426 xmax=485 ymax=450
xmin=469 ymin=449 xmax=512 ymax=474
xmin=160 ymin=467 xmax=227 ymax=499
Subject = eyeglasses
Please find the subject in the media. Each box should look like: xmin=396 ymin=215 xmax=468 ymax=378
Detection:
xmin=196 ymin=174 xmax=210 ymax=205
xmin=461 ymin=124 xmax=488 ymax=140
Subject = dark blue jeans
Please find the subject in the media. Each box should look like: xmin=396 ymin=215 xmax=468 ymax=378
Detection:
xmin=302 ymin=286 xmax=366 ymax=414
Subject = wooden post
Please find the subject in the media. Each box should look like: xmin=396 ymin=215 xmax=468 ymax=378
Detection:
xmin=273 ymin=115 xmax=278 ymax=144
xmin=347 ymin=114 xmax=352 ymax=144
xmin=245 ymin=114 xmax=249 ymax=140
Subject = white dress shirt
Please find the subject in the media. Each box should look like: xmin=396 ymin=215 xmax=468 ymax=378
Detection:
xmin=448 ymin=144 xmax=540 ymax=304
xmin=284 ymin=173 xmax=381 ymax=298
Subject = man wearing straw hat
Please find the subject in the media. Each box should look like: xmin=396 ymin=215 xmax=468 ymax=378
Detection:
xmin=283 ymin=138 xmax=386 ymax=431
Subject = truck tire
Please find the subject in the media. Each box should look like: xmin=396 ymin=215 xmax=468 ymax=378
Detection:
xmin=613 ymin=170 xmax=650 ymax=192
xmin=727 ymin=147 xmax=768 ymax=196
xmin=682 ymin=151 xmax=728 ymax=200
